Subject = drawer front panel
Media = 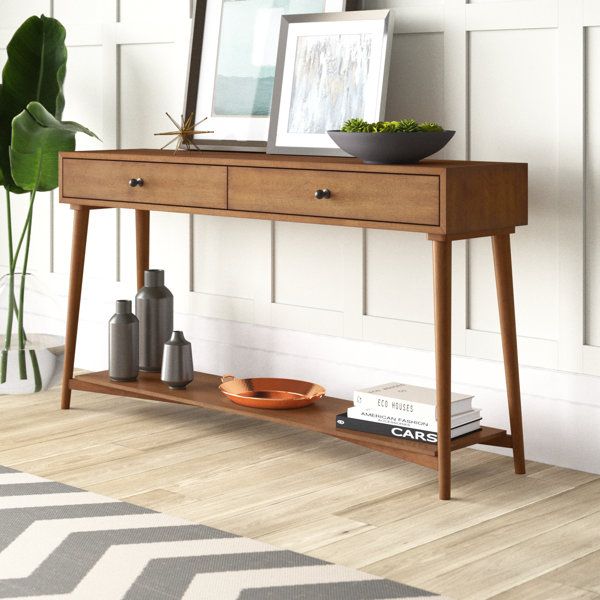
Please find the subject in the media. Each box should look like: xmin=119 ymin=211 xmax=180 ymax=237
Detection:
xmin=62 ymin=159 xmax=227 ymax=209
xmin=228 ymin=167 xmax=439 ymax=225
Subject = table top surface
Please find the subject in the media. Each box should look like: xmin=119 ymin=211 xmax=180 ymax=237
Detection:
xmin=60 ymin=149 xmax=527 ymax=176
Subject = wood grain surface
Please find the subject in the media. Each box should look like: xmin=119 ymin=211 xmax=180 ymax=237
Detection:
xmin=2 ymin=383 xmax=597 ymax=600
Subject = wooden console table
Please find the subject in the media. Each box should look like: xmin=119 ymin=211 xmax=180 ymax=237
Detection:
xmin=59 ymin=149 xmax=527 ymax=500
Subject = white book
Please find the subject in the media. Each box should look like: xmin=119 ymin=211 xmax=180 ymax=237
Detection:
xmin=347 ymin=405 xmax=481 ymax=432
xmin=353 ymin=382 xmax=473 ymax=420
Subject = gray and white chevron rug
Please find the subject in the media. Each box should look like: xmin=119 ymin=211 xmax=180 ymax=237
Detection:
xmin=0 ymin=465 xmax=445 ymax=600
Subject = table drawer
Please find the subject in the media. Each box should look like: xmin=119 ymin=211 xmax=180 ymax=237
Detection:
xmin=62 ymin=159 xmax=227 ymax=209
xmin=228 ymin=167 xmax=439 ymax=225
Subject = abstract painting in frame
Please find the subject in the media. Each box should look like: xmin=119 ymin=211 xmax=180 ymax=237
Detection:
xmin=184 ymin=0 xmax=346 ymax=151
xmin=267 ymin=10 xmax=393 ymax=156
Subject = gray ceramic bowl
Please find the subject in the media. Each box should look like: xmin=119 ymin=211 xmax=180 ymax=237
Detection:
xmin=328 ymin=130 xmax=455 ymax=164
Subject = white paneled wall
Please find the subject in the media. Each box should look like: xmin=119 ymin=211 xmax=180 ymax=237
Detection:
xmin=2 ymin=0 xmax=600 ymax=474
xmin=586 ymin=26 xmax=600 ymax=348
xmin=275 ymin=223 xmax=347 ymax=311
xmin=469 ymin=29 xmax=559 ymax=341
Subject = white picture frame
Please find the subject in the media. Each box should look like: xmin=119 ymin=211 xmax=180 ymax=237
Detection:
xmin=185 ymin=0 xmax=346 ymax=151
xmin=267 ymin=10 xmax=393 ymax=156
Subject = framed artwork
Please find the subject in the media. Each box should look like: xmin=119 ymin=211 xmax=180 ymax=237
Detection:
xmin=184 ymin=0 xmax=346 ymax=151
xmin=267 ymin=10 xmax=393 ymax=156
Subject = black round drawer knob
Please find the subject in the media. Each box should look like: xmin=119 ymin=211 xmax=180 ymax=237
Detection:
xmin=128 ymin=178 xmax=144 ymax=187
xmin=314 ymin=188 xmax=331 ymax=199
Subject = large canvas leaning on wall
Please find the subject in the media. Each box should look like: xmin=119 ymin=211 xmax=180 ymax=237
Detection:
xmin=267 ymin=10 xmax=393 ymax=156
xmin=213 ymin=0 xmax=323 ymax=117
xmin=185 ymin=0 xmax=346 ymax=150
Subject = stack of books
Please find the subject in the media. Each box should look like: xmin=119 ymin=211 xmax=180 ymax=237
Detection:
xmin=336 ymin=382 xmax=481 ymax=444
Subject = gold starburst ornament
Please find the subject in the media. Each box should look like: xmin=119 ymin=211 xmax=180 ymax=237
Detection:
xmin=154 ymin=112 xmax=213 ymax=151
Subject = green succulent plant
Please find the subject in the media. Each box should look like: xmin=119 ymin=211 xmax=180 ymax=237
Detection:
xmin=340 ymin=118 xmax=370 ymax=132
xmin=340 ymin=118 xmax=444 ymax=133
xmin=418 ymin=121 xmax=444 ymax=132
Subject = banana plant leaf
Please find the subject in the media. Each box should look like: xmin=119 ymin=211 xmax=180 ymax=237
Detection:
xmin=0 ymin=15 xmax=67 ymax=193
xmin=10 ymin=101 xmax=98 ymax=192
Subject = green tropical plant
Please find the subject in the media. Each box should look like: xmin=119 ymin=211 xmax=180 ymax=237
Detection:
xmin=340 ymin=118 xmax=444 ymax=133
xmin=0 ymin=15 xmax=98 ymax=389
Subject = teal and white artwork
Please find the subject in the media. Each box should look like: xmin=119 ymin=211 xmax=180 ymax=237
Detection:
xmin=213 ymin=0 xmax=323 ymax=117
xmin=192 ymin=0 xmax=346 ymax=143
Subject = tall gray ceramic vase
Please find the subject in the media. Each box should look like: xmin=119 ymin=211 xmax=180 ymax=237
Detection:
xmin=135 ymin=269 xmax=174 ymax=372
xmin=108 ymin=300 xmax=139 ymax=381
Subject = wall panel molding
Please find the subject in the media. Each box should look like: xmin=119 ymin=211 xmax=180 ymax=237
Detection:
xmin=557 ymin=0 xmax=584 ymax=371
xmin=584 ymin=0 xmax=600 ymax=26
xmin=1 ymin=0 xmax=600 ymax=384
xmin=466 ymin=0 xmax=558 ymax=32
xmin=443 ymin=0 xmax=469 ymax=357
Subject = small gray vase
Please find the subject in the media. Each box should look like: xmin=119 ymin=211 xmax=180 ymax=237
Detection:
xmin=160 ymin=331 xmax=194 ymax=390
xmin=136 ymin=269 xmax=173 ymax=372
xmin=108 ymin=300 xmax=139 ymax=381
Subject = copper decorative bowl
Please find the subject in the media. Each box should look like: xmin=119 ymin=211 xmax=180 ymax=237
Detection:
xmin=219 ymin=375 xmax=325 ymax=409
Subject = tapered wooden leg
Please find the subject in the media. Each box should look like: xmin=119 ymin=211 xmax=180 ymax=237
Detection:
xmin=135 ymin=210 xmax=150 ymax=290
xmin=492 ymin=234 xmax=526 ymax=474
xmin=432 ymin=239 xmax=452 ymax=500
xmin=60 ymin=207 xmax=90 ymax=409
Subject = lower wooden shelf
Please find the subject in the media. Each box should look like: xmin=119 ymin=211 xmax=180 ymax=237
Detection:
xmin=70 ymin=370 xmax=511 ymax=471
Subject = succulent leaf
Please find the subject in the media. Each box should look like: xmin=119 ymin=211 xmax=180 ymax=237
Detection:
xmin=340 ymin=118 xmax=444 ymax=133
xmin=418 ymin=121 xmax=444 ymax=132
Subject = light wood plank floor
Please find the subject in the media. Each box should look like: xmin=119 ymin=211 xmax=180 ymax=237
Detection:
xmin=1 ymin=385 xmax=599 ymax=600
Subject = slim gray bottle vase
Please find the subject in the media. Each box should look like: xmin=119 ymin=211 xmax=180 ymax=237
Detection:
xmin=135 ymin=269 xmax=174 ymax=372
xmin=108 ymin=299 xmax=139 ymax=381
xmin=161 ymin=330 xmax=194 ymax=390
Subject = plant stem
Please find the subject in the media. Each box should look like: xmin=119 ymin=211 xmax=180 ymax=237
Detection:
xmin=16 ymin=190 xmax=36 ymax=379
xmin=10 ymin=199 xmax=34 ymax=272
xmin=6 ymin=189 xmax=14 ymax=266
xmin=1 ymin=274 xmax=15 ymax=383
xmin=7 ymin=200 xmax=35 ymax=355
xmin=29 ymin=349 xmax=42 ymax=393
xmin=1 ymin=189 xmax=15 ymax=384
